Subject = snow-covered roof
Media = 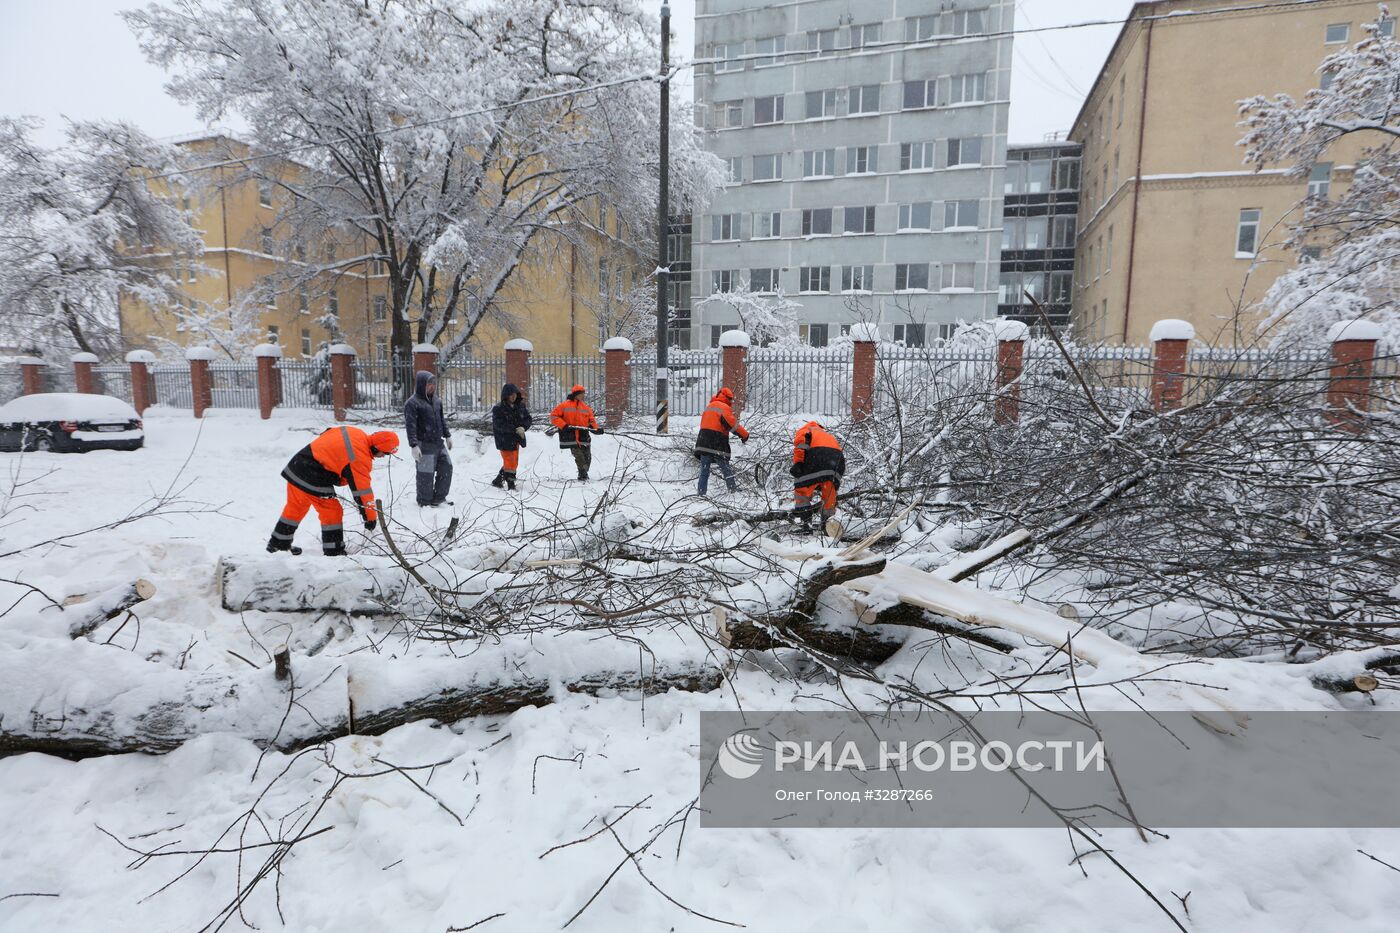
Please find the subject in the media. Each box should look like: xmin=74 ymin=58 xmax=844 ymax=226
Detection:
xmin=125 ymin=350 xmax=157 ymax=364
xmin=504 ymin=338 xmax=534 ymax=352
xmin=718 ymin=330 xmax=751 ymax=349
xmin=0 ymin=392 xmax=139 ymax=423
xmin=253 ymin=344 xmax=283 ymax=358
xmin=328 ymin=343 xmax=357 ymax=356
xmin=412 ymin=343 xmax=439 ymax=354
xmin=1327 ymin=319 xmax=1384 ymax=344
xmin=184 ymin=346 xmax=216 ymax=361
xmin=70 ymin=352 xmax=100 ymax=364
xmin=1148 ymin=319 xmax=1195 ymax=342
xmin=603 ymin=337 xmax=634 ymax=352
xmin=849 ymin=323 xmax=881 ymax=343
xmin=991 ymin=319 xmax=1030 ymax=342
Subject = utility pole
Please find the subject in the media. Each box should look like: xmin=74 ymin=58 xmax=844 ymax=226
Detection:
xmin=655 ymin=2 xmax=671 ymax=434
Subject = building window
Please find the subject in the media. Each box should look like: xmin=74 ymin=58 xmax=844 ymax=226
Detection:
xmin=710 ymin=213 xmax=738 ymax=242
xmin=1300 ymin=246 xmax=1322 ymax=263
xmin=801 ymin=208 xmax=833 ymax=236
xmin=944 ymin=200 xmax=978 ymax=230
xmin=750 ymin=268 xmax=780 ymax=293
xmin=1118 ymin=76 xmax=1127 ymax=124
xmin=1050 ymin=271 xmax=1073 ymax=304
xmin=257 ymin=178 xmax=274 ymax=208
xmin=941 ymin=262 xmax=975 ymax=291
xmin=1113 ymin=149 xmax=1121 ymax=188
xmin=1052 ymin=215 xmax=1078 ymax=248
xmin=1016 ymin=216 xmax=1047 ymax=250
xmin=753 ymin=153 xmax=782 ymax=182
xmin=1000 ymin=271 xmax=1022 ymax=305
xmin=753 ymin=211 xmax=782 ymax=239
xmin=373 ymin=295 xmax=387 ymax=321
xmin=902 ymin=79 xmax=935 ymax=110
xmin=893 ymin=323 xmax=926 ymax=347
xmin=948 ymin=9 xmax=986 ymax=36
xmin=298 ymin=288 xmax=309 ymax=313
xmin=714 ymin=42 xmax=742 ymax=71
xmin=895 ymin=263 xmax=930 ymax=291
xmin=267 ymin=324 xmax=280 ymax=341
xmin=755 ymin=35 xmax=785 ymax=67
xmin=1236 ymin=208 xmax=1262 ymax=257
xmin=846 ymin=145 xmax=877 ymax=174
xmin=841 ymin=265 xmax=874 ymax=292
xmin=754 ymin=94 xmax=784 ymax=125
xmin=709 ymin=324 xmax=738 ymax=348
xmin=374 ymin=337 xmax=388 ymax=361
xmin=711 ymin=269 xmax=737 ymax=293
xmin=805 ymin=89 xmax=838 ymax=120
xmin=948 ymin=73 xmax=987 ymax=104
xmin=1308 ymin=163 xmax=1333 ymax=197
xmin=948 ymin=137 xmax=983 ymax=167
xmin=185 ymin=261 xmax=197 ymax=284
xmin=716 ymin=100 xmax=743 ymax=129
xmin=851 ymin=23 xmax=882 ymax=48
xmin=1380 ymin=18 xmax=1395 ymax=37
xmin=260 ymin=227 xmax=274 ymax=255
xmin=898 ymin=202 xmax=933 ymax=231
xmin=900 ymin=142 xmax=936 ymax=171
xmin=1106 ymin=226 xmax=1114 ymax=272
xmin=1320 ymin=68 xmax=1337 ymax=90
xmin=905 ymin=15 xmax=937 ymax=42
xmin=723 ymin=156 xmax=742 ymax=184
xmin=301 ymin=329 xmax=312 ymax=356
xmin=371 ymin=258 xmax=385 ymax=276
xmin=807 ymin=29 xmax=837 ymax=56
xmin=801 ymin=323 xmax=830 ymax=347
xmin=848 ymin=84 xmax=880 ymax=115
xmin=1325 ymin=23 xmax=1350 ymax=44
xmin=843 ymin=206 xmax=876 ymax=235
xmin=799 ymin=266 xmax=831 ymax=293
xmin=802 ymin=149 xmax=837 ymax=177
xmin=328 ymin=291 xmax=339 ymax=316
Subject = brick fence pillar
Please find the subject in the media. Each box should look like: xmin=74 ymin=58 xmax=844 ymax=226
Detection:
xmin=71 ymin=352 xmax=99 ymax=394
xmin=1326 ymin=320 xmax=1383 ymax=431
xmin=849 ymin=323 xmax=879 ymax=423
xmin=993 ymin=319 xmax=1029 ymax=426
xmin=18 ymin=357 xmax=46 ymax=395
xmin=126 ymin=350 xmax=155 ymax=414
xmin=329 ymin=344 xmax=357 ymax=421
xmin=719 ymin=329 xmax=750 ymax=417
xmin=603 ymin=337 xmax=633 ymax=428
xmin=185 ymin=346 xmax=214 ymax=418
xmin=504 ymin=338 xmax=533 ymax=402
xmin=413 ymin=343 xmax=439 ymax=378
xmin=1149 ymin=319 xmax=1195 ymax=413
xmin=254 ymin=343 xmax=283 ymax=420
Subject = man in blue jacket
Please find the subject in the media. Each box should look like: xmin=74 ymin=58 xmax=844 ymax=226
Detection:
xmin=404 ymin=370 xmax=453 ymax=507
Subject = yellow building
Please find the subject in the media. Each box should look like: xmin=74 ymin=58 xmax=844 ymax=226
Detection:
xmin=119 ymin=134 xmax=648 ymax=361
xmin=1070 ymin=0 xmax=1391 ymax=345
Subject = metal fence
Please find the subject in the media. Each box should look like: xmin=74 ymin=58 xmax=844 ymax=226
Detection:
xmin=628 ymin=351 xmax=725 ymax=417
xmin=748 ymin=346 xmax=854 ymax=416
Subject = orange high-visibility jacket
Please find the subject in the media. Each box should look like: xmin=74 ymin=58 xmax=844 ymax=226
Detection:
xmin=282 ymin=426 xmax=380 ymax=522
xmin=550 ymin=398 xmax=600 ymax=448
xmin=695 ymin=389 xmax=748 ymax=460
xmin=791 ymin=422 xmax=845 ymax=489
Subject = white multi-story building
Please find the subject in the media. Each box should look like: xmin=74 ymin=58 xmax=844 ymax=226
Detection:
xmin=692 ymin=0 xmax=1013 ymax=347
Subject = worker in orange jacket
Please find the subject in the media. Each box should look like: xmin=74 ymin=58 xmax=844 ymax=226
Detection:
xmin=548 ymin=384 xmax=603 ymax=481
xmin=694 ymin=386 xmax=748 ymax=495
xmin=790 ymin=421 xmax=845 ymax=529
xmin=267 ymin=426 xmax=400 ymax=556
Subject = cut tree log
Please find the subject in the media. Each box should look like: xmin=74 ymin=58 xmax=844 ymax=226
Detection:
xmin=62 ymin=579 xmax=156 ymax=639
xmin=1307 ymin=650 xmax=1400 ymax=694
xmin=218 ymin=555 xmax=409 ymax=613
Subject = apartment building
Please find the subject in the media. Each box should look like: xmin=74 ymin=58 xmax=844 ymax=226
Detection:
xmin=1071 ymin=0 xmax=1393 ymax=345
xmin=692 ymin=0 xmax=1013 ymax=347
xmin=999 ymin=140 xmax=1081 ymax=328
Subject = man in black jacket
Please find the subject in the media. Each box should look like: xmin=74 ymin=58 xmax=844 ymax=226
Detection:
xmin=491 ymin=383 xmax=531 ymax=490
xmin=405 ymin=370 xmax=453 ymax=507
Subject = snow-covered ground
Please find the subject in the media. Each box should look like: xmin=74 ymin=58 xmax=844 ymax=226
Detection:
xmin=1 ymin=408 xmax=1398 ymax=932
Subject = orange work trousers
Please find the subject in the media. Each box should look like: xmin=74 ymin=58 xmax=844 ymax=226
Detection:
xmin=795 ymin=481 xmax=837 ymax=515
xmin=500 ymin=449 xmax=520 ymax=471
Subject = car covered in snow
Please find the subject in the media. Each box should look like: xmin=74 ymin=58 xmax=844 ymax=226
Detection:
xmin=0 ymin=393 xmax=144 ymax=453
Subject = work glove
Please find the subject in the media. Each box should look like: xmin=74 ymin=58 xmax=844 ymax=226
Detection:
xmin=592 ymin=427 xmax=605 ymax=435
xmin=545 ymin=426 xmax=558 ymax=437
xmin=789 ymin=462 xmax=802 ymax=477
xmin=446 ymin=437 xmax=453 ymax=451
xmin=515 ymin=426 xmax=527 ymax=438
xmin=739 ymin=436 xmax=748 ymax=445
xmin=411 ymin=446 xmax=423 ymax=463
xmin=364 ymin=519 xmax=377 ymax=532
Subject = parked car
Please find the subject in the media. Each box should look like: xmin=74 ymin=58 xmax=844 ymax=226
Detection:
xmin=0 ymin=393 xmax=144 ymax=453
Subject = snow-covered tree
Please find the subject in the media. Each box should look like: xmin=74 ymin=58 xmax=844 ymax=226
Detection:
xmin=697 ymin=284 xmax=803 ymax=346
xmin=0 ymin=118 xmax=203 ymax=358
xmin=1238 ymin=7 xmax=1400 ymax=346
xmin=125 ymin=0 xmax=721 ymax=363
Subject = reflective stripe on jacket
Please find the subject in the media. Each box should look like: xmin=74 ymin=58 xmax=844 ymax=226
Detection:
xmin=791 ymin=423 xmax=844 ymax=489
xmin=281 ymin=426 xmax=379 ymax=522
xmin=550 ymin=398 xmax=599 ymax=448
xmin=694 ymin=393 xmax=748 ymax=461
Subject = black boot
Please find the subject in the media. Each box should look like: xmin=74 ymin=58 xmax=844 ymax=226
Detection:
xmin=578 ymin=471 xmax=589 ymax=482
xmin=491 ymin=469 xmax=505 ymax=489
xmin=505 ymin=472 xmax=517 ymax=491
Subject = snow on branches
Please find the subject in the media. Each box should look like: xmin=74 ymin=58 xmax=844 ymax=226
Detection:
xmin=1238 ymin=7 xmax=1400 ymax=346
xmin=698 ymin=284 xmax=803 ymax=346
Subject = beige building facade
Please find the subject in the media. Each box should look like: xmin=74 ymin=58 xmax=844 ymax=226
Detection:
xmin=1070 ymin=0 xmax=1390 ymax=345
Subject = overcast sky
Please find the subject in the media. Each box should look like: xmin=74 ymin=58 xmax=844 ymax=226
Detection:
xmin=0 ymin=0 xmax=1137 ymax=147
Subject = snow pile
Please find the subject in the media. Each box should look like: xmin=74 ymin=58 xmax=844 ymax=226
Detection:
xmin=0 ymin=392 xmax=139 ymax=423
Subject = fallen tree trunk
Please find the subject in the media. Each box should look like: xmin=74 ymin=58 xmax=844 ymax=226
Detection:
xmin=1306 ymin=649 xmax=1400 ymax=695
xmin=62 ymin=579 xmax=156 ymax=639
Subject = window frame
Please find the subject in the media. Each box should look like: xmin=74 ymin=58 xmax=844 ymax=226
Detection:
xmin=1324 ymin=23 xmax=1350 ymax=44
xmin=805 ymin=88 xmax=839 ymax=120
xmin=846 ymin=145 xmax=878 ymax=175
xmin=801 ymin=207 xmax=834 ymax=237
xmin=943 ymin=199 xmax=979 ymax=230
xmin=843 ymin=205 xmax=876 ymax=235
xmin=900 ymin=141 xmax=936 ymax=172
xmin=753 ymin=94 xmax=785 ymax=125
xmin=894 ymin=262 xmax=930 ymax=292
xmin=752 ymin=153 xmax=782 ymax=183
xmin=798 ymin=265 xmax=832 ymax=293
xmin=947 ymin=137 xmax=983 ymax=168
xmin=898 ymin=201 xmax=933 ymax=231
xmin=754 ymin=35 xmax=786 ymax=67
xmin=1236 ymin=208 xmax=1262 ymax=258
xmin=710 ymin=213 xmax=739 ymax=242
xmin=841 ymin=264 xmax=875 ymax=293
xmin=902 ymin=79 xmax=935 ymax=110
xmin=939 ymin=262 xmax=975 ymax=292
xmin=753 ymin=211 xmax=782 ymax=239
xmin=848 ymin=84 xmax=881 ymax=115
xmin=802 ymin=148 xmax=838 ymax=178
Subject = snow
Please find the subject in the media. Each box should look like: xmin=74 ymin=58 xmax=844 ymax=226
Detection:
xmin=15 ymin=356 xmax=46 ymax=367
xmin=1327 ymin=319 xmax=1384 ymax=343
xmin=183 ymin=345 xmax=215 ymax=361
xmin=718 ymin=329 xmax=751 ymax=348
xmin=252 ymin=343 xmax=283 ymax=358
xmin=848 ymin=322 xmax=881 ymax=342
xmin=328 ymin=342 xmax=357 ymax=356
xmin=503 ymin=338 xmax=534 ymax=352
xmin=412 ymin=343 xmax=439 ymax=354
xmin=0 ymin=392 xmax=139 ymax=423
xmin=69 ymin=352 xmax=100 ymax=364
xmin=124 ymin=350 xmax=156 ymax=364
xmin=1149 ymin=318 xmax=1196 ymax=342
xmin=602 ymin=336 xmax=634 ymax=352
xmin=990 ymin=318 xmax=1029 ymax=342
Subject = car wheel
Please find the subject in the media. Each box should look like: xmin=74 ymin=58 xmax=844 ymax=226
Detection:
xmin=33 ymin=434 xmax=54 ymax=453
